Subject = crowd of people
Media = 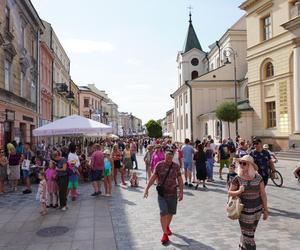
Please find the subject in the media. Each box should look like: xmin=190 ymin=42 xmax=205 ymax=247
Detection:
xmin=0 ymin=135 xmax=299 ymax=249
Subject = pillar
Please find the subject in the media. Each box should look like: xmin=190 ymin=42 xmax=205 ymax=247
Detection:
xmin=293 ymin=41 xmax=300 ymax=133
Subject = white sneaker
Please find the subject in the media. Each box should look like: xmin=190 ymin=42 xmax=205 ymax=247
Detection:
xmin=61 ymin=206 xmax=67 ymax=211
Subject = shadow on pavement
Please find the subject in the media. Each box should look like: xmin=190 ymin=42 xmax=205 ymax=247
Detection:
xmin=170 ymin=233 xmax=216 ymax=250
xmin=117 ymin=198 xmax=137 ymax=206
xmin=183 ymin=191 xmax=194 ymax=196
xmin=269 ymin=207 xmax=300 ymax=220
xmin=206 ymin=187 xmax=227 ymax=194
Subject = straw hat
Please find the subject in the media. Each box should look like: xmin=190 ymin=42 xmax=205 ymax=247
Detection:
xmin=236 ymin=155 xmax=258 ymax=171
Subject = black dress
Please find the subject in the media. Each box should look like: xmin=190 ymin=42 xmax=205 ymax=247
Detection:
xmin=194 ymin=152 xmax=207 ymax=180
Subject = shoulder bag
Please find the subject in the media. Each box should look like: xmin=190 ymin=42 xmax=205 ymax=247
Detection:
xmin=226 ymin=177 xmax=244 ymax=220
xmin=156 ymin=163 xmax=172 ymax=197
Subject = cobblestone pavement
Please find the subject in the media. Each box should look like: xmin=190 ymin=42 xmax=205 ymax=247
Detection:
xmin=108 ymin=152 xmax=300 ymax=250
xmin=0 ymin=152 xmax=299 ymax=250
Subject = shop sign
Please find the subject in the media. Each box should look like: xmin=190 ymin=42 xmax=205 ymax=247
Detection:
xmin=23 ymin=116 xmax=34 ymax=122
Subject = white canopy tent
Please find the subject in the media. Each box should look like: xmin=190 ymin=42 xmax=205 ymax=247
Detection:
xmin=33 ymin=115 xmax=112 ymax=137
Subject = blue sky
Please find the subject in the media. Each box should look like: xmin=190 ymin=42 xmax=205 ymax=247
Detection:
xmin=32 ymin=0 xmax=245 ymax=124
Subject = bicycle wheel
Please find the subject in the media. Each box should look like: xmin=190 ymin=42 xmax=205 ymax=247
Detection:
xmin=271 ymin=170 xmax=283 ymax=187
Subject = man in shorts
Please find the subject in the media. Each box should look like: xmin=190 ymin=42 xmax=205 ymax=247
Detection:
xmin=144 ymin=150 xmax=183 ymax=245
xmin=90 ymin=144 xmax=104 ymax=196
xmin=218 ymin=139 xmax=230 ymax=180
xmin=181 ymin=138 xmax=194 ymax=187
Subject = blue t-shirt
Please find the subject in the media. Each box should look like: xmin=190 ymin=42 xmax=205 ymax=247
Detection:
xmin=250 ymin=149 xmax=271 ymax=177
xmin=104 ymin=158 xmax=112 ymax=170
xmin=181 ymin=144 xmax=194 ymax=163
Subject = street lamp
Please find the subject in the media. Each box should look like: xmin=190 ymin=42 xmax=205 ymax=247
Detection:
xmin=224 ymin=47 xmax=238 ymax=137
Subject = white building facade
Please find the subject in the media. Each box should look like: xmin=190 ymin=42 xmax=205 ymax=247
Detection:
xmin=172 ymin=15 xmax=252 ymax=142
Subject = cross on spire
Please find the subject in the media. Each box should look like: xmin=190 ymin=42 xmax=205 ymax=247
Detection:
xmin=187 ymin=5 xmax=193 ymax=23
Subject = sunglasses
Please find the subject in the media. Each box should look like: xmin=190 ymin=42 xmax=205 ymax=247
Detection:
xmin=240 ymin=161 xmax=248 ymax=166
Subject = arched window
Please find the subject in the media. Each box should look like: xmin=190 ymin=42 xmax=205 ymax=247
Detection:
xmin=191 ymin=70 xmax=198 ymax=80
xmin=216 ymin=121 xmax=221 ymax=137
xmin=204 ymin=122 xmax=208 ymax=136
xmin=265 ymin=62 xmax=274 ymax=78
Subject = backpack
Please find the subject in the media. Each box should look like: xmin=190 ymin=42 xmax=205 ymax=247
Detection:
xmin=228 ymin=142 xmax=236 ymax=153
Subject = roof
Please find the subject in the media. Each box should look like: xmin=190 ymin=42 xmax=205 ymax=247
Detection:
xmin=182 ymin=15 xmax=202 ymax=53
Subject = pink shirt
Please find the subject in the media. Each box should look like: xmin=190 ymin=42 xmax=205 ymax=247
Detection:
xmin=45 ymin=168 xmax=57 ymax=181
xmin=91 ymin=150 xmax=104 ymax=170
xmin=150 ymin=151 xmax=165 ymax=170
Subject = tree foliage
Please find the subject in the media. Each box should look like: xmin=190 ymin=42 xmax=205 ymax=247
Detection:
xmin=216 ymin=101 xmax=241 ymax=138
xmin=145 ymin=119 xmax=162 ymax=138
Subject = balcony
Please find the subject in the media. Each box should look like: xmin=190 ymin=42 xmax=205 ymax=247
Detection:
xmin=291 ymin=1 xmax=300 ymax=19
xmin=55 ymin=83 xmax=68 ymax=95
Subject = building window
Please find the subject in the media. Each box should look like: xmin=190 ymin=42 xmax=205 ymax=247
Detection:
xmin=4 ymin=60 xmax=11 ymax=91
xmin=20 ymin=72 xmax=24 ymax=97
xmin=265 ymin=62 xmax=274 ymax=78
xmin=84 ymin=98 xmax=89 ymax=108
xmin=21 ymin=25 xmax=25 ymax=48
xmin=185 ymin=114 xmax=188 ymax=129
xmin=216 ymin=121 xmax=221 ymax=136
xmin=191 ymin=70 xmax=198 ymax=80
xmin=191 ymin=58 xmax=199 ymax=66
xmin=31 ymin=81 xmax=36 ymax=103
xmin=262 ymin=15 xmax=272 ymax=40
xmin=5 ymin=6 xmax=10 ymax=32
xmin=184 ymin=92 xmax=188 ymax=103
xmin=180 ymin=115 xmax=183 ymax=129
xmin=205 ymin=122 xmax=208 ymax=136
xmin=266 ymin=101 xmax=276 ymax=128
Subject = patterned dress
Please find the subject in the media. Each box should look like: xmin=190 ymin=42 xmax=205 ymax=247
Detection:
xmin=232 ymin=174 xmax=263 ymax=250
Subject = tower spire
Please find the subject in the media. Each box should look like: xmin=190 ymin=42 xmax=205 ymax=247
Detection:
xmin=187 ymin=5 xmax=193 ymax=23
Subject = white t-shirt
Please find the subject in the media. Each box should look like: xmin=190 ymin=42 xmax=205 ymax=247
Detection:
xmin=68 ymin=153 xmax=80 ymax=168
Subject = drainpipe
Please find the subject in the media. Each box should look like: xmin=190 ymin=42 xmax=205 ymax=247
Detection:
xmin=36 ymin=29 xmax=41 ymax=146
xmin=184 ymin=81 xmax=193 ymax=142
xmin=216 ymin=40 xmax=221 ymax=67
xmin=50 ymin=27 xmax=54 ymax=122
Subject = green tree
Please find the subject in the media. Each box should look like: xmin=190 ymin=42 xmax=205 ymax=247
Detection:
xmin=145 ymin=119 xmax=162 ymax=138
xmin=215 ymin=101 xmax=241 ymax=138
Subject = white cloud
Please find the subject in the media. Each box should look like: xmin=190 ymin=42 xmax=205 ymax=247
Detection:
xmin=62 ymin=39 xmax=116 ymax=53
xmin=126 ymin=58 xmax=141 ymax=66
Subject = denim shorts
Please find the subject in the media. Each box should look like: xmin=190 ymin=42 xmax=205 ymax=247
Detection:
xmin=22 ymin=170 xmax=30 ymax=178
xmin=184 ymin=161 xmax=193 ymax=172
xmin=158 ymin=195 xmax=178 ymax=216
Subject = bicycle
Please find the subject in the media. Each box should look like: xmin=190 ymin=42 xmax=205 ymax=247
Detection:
xmin=269 ymin=168 xmax=283 ymax=187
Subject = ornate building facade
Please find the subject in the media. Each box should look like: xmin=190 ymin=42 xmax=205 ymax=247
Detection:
xmin=0 ymin=0 xmax=44 ymax=147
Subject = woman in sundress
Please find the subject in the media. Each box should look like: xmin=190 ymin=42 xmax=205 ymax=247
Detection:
xmin=228 ymin=155 xmax=268 ymax=250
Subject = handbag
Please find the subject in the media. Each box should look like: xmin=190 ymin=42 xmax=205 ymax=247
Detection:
xmin=156 ymin=163 xmax=172 ymax=197
xmin=226 ymin=196 xmax=244 ymax=220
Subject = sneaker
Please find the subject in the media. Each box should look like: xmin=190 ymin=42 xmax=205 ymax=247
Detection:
xmin=91 ymin=192 xmax=98 ymax=196
xmin=161 ymin=233 xmax=169 ymax=245
xmin=61 ymin=206 xmax=67 ymax=211
xmin=184 ymin=182 xmax=188 ymax=186
xmin=22 ymin=189 xmax=32 ymax=194
xmin=188 ymin=183 xmax=193 ymax=187
xmin=166 ymin=227 xmax=172 ymax=236
xmin=96 ymin=191 xmax=102 ymax=196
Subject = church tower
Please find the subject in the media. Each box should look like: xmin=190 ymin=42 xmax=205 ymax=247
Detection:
xmin=177 ymin=13 xmax=207 ymax=87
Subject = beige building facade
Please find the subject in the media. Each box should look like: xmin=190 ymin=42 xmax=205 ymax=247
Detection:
xmin=240 ymin=0 xmax=300 ymax=149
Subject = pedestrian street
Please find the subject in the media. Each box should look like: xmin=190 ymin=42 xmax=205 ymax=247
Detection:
xmin=0 ymin=153 xmax=299 ymax=250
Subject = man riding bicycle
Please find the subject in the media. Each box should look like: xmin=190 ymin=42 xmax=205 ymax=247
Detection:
xmin=250 ymin=139 xmax=276 ymax=186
